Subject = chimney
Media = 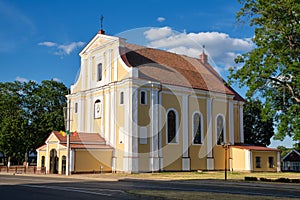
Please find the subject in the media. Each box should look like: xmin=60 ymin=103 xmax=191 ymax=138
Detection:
xmin=200 ymin=45 xmax=208 ymax=64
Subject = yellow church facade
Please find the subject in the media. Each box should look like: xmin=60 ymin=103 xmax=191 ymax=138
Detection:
xmin=37 ymin=28 xmax=281 ymax=174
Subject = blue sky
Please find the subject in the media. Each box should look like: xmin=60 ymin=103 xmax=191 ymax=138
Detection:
xmin=0 ymin=0 xmax=293 ymax=148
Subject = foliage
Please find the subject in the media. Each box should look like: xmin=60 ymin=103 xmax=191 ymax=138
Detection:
xmin=277 ymin=146 xmax=292 ymax=158
xmin=243 ymin=99 xmax=274 ymax=146
xmin=229 ymin=0 xmax=300 ymax=142
xmin=0 ymin=80 xmax=68 ymax=163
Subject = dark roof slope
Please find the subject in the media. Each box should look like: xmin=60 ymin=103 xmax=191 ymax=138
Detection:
xmin=120 ymin=43 xmax=244 ymax=101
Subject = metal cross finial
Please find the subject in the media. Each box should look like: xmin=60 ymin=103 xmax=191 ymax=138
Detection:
xmin=100 ymin=15 xmax=104 ymax=30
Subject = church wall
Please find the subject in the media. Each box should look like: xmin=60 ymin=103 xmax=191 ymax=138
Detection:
xmin=188 ymin=96 xmax=207 ymax=170
xmin=74 ymin=149 xmax=113 ymax=172
xmin=161 ymin=91 xmax=183 ymax=171
xmin=231 ymin=148 xmax=246 ymax=171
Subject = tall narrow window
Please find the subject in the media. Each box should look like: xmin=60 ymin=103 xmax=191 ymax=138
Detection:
xmin=256 ymin=156 xmax=261 ymax=168
xmin=41 ymin=156 xmax=45 ymax=167
xmin=74 ymin=102 xmax=78 ymax=113
xmin=217 ymin=115 xmax=225 ymax=145
xmin=193 ymin=113 xmax=202 ymax=144
xmin=269 ymin=157 xmax=274 ymax=168
xmin=167 ymin=110 xmax=177 ymax=143
xmin=120 ymin=92 xmax=124 ymax=105
xmin=140 ymin=91 xmax=147 ymax=105
xmin=97 ymin=63 xmax=102 ymax=81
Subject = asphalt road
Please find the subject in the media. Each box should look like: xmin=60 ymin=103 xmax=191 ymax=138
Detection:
xmin=0 ymin=174 xmax=300 ymax=199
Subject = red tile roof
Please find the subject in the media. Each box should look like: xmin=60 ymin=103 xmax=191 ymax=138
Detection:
xmin=52 ymin=131 xmax=105 ymax=144
xmin=120 ymin=43 xmax=244 ymax=101
xmin=48 ymin=131 xmax=113 ymax=150
xmin=232 ymin=145 xmax=280 ymax=152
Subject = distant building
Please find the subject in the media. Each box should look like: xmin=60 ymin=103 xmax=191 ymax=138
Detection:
xmin=36 ymin=26 xmax=280 ymax=174
xmin=282 ymin=149 xmax=300 ymax=172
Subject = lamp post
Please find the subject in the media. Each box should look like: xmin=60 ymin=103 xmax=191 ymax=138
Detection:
xmin=221 ymin=142 xmax=231 ymax=181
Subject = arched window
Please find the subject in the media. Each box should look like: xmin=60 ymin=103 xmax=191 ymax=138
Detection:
xmin=193 ymin=113 xmax=202 ymax=144
xmin=167 ymin=110 xmax=177 ymax=143
xmin=94 ymin=99 xmax=102 ymax=118
xmin=140 ymin=90 xmax=147 ymax=105
xmin=217 ymin=115 xmax=225 ymax=145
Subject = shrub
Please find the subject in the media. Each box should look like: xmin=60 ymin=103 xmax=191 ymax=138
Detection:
xmin=245 ymin=176 xmax=258 ymax=181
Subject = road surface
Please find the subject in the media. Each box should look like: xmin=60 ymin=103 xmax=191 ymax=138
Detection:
xmin=0 ymin=174 xmax=299 ymax=199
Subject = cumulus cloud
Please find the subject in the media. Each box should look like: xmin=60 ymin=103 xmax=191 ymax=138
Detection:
xmin=52 ymin=78 xmax=61 ymax=82
xmin=157 ymin=17 xmax=166 ymax=22
xmin=38 ymin=41 xmax=85 ymax=57
xmin=144 ymin=27 xmax=173 ymax=41
xmin=144 ymin=27 xmax=254 ymax=70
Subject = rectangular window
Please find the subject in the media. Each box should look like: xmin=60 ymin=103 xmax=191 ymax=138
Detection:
xmin=269 ymin=157 xmax=274 ymax=168
xmin=256 ymin=156 xmax=261 ymax=168
xmin=140 ymin=91 xmax=147 ymax=105
xmin=120 ymin=92 xmax=124 ymax=105
xmin=74 ymin=102 xmax=78 ymax=113
xmin=97 ymin=63 xmax=102 ymax=81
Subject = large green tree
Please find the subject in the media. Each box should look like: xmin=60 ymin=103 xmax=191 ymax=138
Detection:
xmin=243 ymin=99 xmax=274 ymax=146
xmin=229 ymin=0 xmax=300 ymax=141
xmin=0 ymin=80 xmax=68 ymax=164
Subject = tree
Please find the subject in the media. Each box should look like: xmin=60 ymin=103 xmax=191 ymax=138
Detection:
xmin=229 ymin=0 xmax=300 ymax=142
xmin=243 ymin=99 xmax=274 ymax=146
xmin=0 ymin=80 xmax=68 ymax=164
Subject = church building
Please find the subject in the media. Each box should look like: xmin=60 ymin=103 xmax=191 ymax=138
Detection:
xmin=36 ymin=27 xmax=281 ymax=174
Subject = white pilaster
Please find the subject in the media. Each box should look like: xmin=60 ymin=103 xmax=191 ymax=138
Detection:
xmin=206 ymin=97 xmax=214 ymax=170
xmin=182 ymin=95 xmax=190 ymax=171
xmin=78 ymin=97 xmax=85 ymax=132
xmin=81 ymin=58 xmax=87 ymax=90
xmin=87 ymin=96 xmax=93 ymax=132
xmin=45 ymin=144 xmax=49 ymax=173
xmin=229 ymin=100 xmax=234 ymax=144
xmin=114 ymin=47 xmax=118 ymax=82
xmin=239 ymin=103 xmax=244 ymax=143
xmin=158 ymin=91 xmax=163 ymax=170
xmin=110 ymin=85 xmax=116 ymax=147
xmin=277 ymin=152 xmax=281 ymax=172
xmin=245 ymin=149 xmax=252 ymax=171
xmin=131 ymin=86 xmax=139 ymax=173
xmin=150 ymin=86 xmax=159 ymax=171
xmin=105 ymin=90 xmax=111 ymax=142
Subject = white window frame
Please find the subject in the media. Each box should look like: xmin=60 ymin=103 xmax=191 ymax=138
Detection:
xmin=166 ymin=108 xmax=179 ymax=144
xmin=215 ymin=113 xmax=226 ymax=145
xmin=192 ymin=111 xmax=204 ymax=145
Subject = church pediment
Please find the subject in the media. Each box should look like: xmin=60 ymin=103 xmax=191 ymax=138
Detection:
xmin=79 ymin=33 xmax=121 ymax=56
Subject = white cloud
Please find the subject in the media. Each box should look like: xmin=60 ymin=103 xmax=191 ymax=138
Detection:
xmin=58 ymin=42 xmax=85 ymax=55
xmin=38 ymin=41 xmax=57 ymax=47
xmin=157 ymin=17 xmax=166 ymax=22
xmin=38 ymin=41 xmax=85 ymax=57
xmin=15 ymin=76 xmax=29 ymax=82
xmin=143 ymin=27 xmax=254 ymax=70
xmin=144 ymin=27 xmax=173 ymax=41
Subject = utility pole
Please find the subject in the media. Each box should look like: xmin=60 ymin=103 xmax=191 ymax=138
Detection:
xmin=66 ymin=99 xmax=71 ymax=176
